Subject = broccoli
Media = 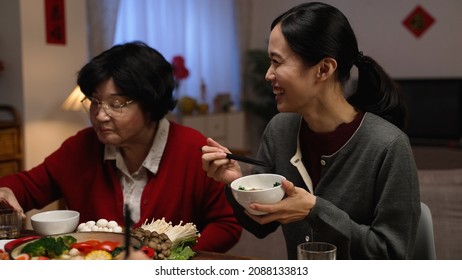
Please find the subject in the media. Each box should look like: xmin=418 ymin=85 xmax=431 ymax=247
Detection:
xmin=21 ymin=239 xmax=47 ymax=257
xmin=58 ymin=235 xmax=77 ymax=247
xmin=21 ymin=235 xmax=77 ymax=258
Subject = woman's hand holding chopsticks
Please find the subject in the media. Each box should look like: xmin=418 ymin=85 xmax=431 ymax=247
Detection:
xmin=200 ymin=138 xmax=243 ymax=185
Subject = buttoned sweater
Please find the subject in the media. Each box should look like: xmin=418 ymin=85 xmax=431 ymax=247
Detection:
xmin=1 ymin=122 xmax=242 ymax=252
xmin=226 ymin=112 xmax=420 ymax=259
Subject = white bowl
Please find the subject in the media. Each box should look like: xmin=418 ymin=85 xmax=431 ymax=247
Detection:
xmin=31 ymin=210 xmax=80 ymax=236
xmin=230 ymin=173 xmax=285 ymax=215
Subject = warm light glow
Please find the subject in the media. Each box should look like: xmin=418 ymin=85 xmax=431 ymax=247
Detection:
xmin=61 ymin=86 xmax=86 ymax=111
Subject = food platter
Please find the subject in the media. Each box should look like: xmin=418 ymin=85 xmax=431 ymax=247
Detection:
xmin=5 ymin=217 xmax=200 ymax=260
xmin=7 ymin=232 xmax=142 ymax=260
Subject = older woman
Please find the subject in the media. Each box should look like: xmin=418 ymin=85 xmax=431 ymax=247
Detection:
xmin=0 ymin=41 xmax=241 ymax=253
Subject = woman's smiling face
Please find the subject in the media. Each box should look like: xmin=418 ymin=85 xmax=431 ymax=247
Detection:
xmin=265 ymin=24 xmax=320 ymax=114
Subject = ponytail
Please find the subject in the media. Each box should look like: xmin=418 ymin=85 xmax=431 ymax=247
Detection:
xmin=272 ymin=2 xmax=408 ymax=130
xmin=348 ymin=54 xmax=407 ymax=130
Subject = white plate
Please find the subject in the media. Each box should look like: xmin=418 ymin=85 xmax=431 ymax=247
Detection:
xmin=8 ymin=232 xmax=141 ymax=259
xmin=0 ymin=239 xmax=14 ymax=251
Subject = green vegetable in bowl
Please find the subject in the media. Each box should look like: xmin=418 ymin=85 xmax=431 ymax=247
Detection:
xmin=238 ymin=181 xmax=282 ymax=191
xmin=21 ymin=235 xmax=77 ymax=258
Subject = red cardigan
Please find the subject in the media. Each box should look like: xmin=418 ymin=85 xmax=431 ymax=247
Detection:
xmin=0 ymin=121 xmax=242 ymax=252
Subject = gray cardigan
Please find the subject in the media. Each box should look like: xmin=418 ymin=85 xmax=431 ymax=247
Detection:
xmin=226 ymin=112 xmax=420 ymax=259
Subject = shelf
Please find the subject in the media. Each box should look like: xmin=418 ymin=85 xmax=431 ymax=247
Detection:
xmin=174 ymin=111 xmax=249 ymax=154
xmin=0 ymin=105 xmax=23 ymax=176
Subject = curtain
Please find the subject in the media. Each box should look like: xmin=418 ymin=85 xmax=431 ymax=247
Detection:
xmin=86 ymin=0 xmax=120 ymax=59
xmin=113 ymin=0 xmax=241 ymax=110
xmin=234 ymin=0 xmax=253 ymax=101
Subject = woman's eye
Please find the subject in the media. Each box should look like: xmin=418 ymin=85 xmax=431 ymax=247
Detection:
xmin=109 ymin=101 xmax=123 ymax=108
xmin=271 ymin=59 xmax=281 ymax=65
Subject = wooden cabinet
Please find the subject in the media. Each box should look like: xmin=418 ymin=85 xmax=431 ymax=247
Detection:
xmin=175 ymin=112 xmax=249 ymax=154
xmin=0 ymin=105 xmax=23 ymax=176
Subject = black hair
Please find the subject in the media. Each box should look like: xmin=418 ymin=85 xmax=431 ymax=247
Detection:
xmin=77 ymin=41 xmax=177 ymax=122
xmin=271 ymin=2 xmax=407 ymax=129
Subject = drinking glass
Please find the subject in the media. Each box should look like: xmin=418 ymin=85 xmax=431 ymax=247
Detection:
xmin=0 ymin=208 xmax=22 ymax=239
xmin=297 ymin=242 xmax=337 ymax=260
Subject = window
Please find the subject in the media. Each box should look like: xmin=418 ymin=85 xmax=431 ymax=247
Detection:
xmin=113 ymin=0 xmax=241 ymax=110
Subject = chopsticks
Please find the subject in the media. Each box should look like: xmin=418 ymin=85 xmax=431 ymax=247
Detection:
xmin=225 ymin=153 xmax=273 ymax=168
xmin=124 ymin=204 xmax=131 ymax=260
xmin=199 ymin=146 xmax=273 ymax=168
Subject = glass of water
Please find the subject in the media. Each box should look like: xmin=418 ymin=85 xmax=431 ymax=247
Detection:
xmin=0 ymin=208 xmax=22 ymax=239
xmin=297 ymin=242 xmax=337 ymax=260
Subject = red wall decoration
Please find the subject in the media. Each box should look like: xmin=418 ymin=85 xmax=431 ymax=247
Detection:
xmin=402 ymin=5 xmax=435 ymax=38
xmin=44 ymin=0 xmax=66 ymax=45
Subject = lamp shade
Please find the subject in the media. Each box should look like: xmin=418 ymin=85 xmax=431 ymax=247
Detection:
xmin=61 ymin=86 xmax=86 ymax=111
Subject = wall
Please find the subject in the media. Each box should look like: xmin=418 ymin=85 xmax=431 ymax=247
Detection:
xmin=0 ymin=0 xmax=23 ymax=115
xmin=0 ymin=0 xmax=89 ymax=227
xmin=242 ymin=0 xmax=462 ymax=156
xmin=20 ymin=0 xmax=89 ymax=168
xmin=247 ymin=0 xmax=462 ymax=78
xmin=0 ymin=0 xmax=89 ymax=170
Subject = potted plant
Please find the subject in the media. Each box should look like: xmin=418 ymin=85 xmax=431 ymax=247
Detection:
xmin=240 ymin=49 xmax=279 ymax=155
xmin=241 ymin=49 xmax=278 ymax=124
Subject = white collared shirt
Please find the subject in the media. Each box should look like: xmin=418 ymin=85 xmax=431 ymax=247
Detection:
xmin=104 ymin=118 xmax=170 ymax=223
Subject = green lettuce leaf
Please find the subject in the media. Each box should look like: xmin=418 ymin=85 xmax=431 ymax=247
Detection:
xmin=167 ymin=237 xmax=197 ymax=260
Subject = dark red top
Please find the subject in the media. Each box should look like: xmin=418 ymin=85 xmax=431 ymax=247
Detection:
xmin=300 ymin=111 xmax=364 ymax=188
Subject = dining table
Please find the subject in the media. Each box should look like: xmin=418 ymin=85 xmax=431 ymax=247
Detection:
xmin=193 ymin=250 xmax=255 ymax=260
xmin=1 ymin=229 xmax=256 ymax=260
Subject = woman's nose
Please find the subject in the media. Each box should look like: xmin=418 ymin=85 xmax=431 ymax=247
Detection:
xmin=265 ymin=67 xmax=275 ymax=81
xmin=95 ymin=104 xmax=111 ymax=120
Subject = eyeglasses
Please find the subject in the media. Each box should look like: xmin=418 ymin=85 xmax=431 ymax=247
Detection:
xmin=81 ymin=97 xmax=134 ymax=117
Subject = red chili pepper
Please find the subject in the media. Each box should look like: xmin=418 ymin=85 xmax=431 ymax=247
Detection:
xmin=93 ymin=241 xmax=120 ymax=252
xmin=84 ymin=240 xmax=102 ymax=246
xmin=140 ymin=246 xmax=155 ymax=258
xmin=70 ymin=240 xmax=121 ymax=254
xmin=70 ymin=242 xmax=96 ymax=255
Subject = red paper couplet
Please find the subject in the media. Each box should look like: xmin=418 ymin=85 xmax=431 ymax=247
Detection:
xmin=44 ymin=0 xmax=66 ymax=45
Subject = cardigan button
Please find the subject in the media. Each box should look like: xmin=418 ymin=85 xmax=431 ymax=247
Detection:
xmin=142 ymin=200 xmax=148 ymax=205
xmin=320 ymin=159 xmax=326 ymax=166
